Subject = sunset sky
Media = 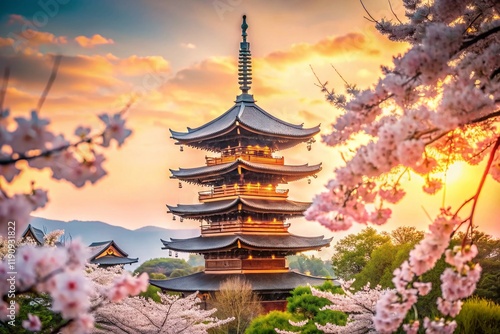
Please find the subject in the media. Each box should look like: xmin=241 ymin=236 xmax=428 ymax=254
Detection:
xmin=1 ymin=0 xmax=499 ymax=252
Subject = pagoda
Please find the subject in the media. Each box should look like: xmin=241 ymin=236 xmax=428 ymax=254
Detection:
xmin=151 ymin=15 xmax=332 ymax=311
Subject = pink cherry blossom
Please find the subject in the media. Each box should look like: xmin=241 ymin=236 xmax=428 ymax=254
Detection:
xmin=22 ymin=313 xmax=42 ymax=331
xmin=99 ymin=112 xmax=132 ymax=147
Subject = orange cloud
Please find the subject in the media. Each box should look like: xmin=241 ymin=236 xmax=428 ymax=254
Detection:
xmin=0 ymin=37 xmax=14 ymax=48
xmin=117 ymin=55 xmax=170 ymax=76
xmin=75 ymin=34 xmax=114 ymax=48
xmin=265 ymin=32 xmax=379 ymax=65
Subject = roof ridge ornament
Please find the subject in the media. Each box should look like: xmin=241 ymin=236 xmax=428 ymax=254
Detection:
xmin=236 ymin=15 xmax=255 ymax=103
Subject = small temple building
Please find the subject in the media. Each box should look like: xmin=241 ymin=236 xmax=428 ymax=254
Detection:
xmin=150 ymin=15 xmax=332 ymax=311
xmin=88 ymin=240 xmax=138 ymax=267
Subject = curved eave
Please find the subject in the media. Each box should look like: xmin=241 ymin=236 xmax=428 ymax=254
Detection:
xmin=170 ymin=102 xmax=320 ymax=147
xmin=88 ymin=240 xmax=130 ymax=260
xmin=91 ymin=256 xmax=138 ymax=266
xmin=150 ymin=271 xmax=335 ymax=293
xmin=167 ymin=198 xmax=311 ymax=218
xmin=171 ymin=159 xmax=322 ymax=182
xmin=161 ymin=234 xmax=332 ymax=253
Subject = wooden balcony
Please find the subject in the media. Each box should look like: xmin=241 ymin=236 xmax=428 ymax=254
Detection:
xmin=201 ymin=221 xmax=290 ymax=235
xmin=205 ymin=146 xmax=284 ymax=166
xmin=205 ymin=258 xmax=287 ymax=272
xmin=199 ymin=185 xmax=288 ymax=200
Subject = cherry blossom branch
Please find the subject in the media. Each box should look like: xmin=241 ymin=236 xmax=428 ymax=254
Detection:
xmin=461 ymin=25 xmax=500 ymax=50
xmin=388 ymin=0 xmax=402 ymax=24
xmin=0 ymin=136 xmax=92 ymax=165
xmin=464 ymin=136 xmax=500 ymax=241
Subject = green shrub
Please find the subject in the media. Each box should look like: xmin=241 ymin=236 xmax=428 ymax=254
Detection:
xmin=455 ymin=297 xmax=500 ymax=334
xmin=245 ymin=311 xmax=295 ymax=334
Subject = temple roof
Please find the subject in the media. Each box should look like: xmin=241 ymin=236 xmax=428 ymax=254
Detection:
xmin=170 ymin=102 xmax=320 ymax=150
xmin=161 ymin=234 xmax=332 ymax=252
xmin=150 ymin=271 xmax=335 ymax=293
xmin=88 ymin=240 xmax=138 ymax=266
xmin=171 ymin=159 xmax=321 ymax=183
xmin=22 ymin=224 xmax=46 ymax=245
xmin=167 ymin=197 xmax=311 ymax=218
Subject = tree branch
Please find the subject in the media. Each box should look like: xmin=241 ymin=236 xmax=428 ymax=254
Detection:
xmin=37 ymin=55 xmax=62 ymax=114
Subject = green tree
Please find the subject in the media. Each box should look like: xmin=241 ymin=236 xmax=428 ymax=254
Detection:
xmin=454 ymin=231 xmax=500 ymax=304
xmin=245 ymin=311 xmax=295 ymax=334
xmin=331 ymin=227 xmax=390 ymax=280
xmin=287 ymin=255 xmax=334 ymax=277
xmin=455 ymin=297 xmax=500 ymax=334
xmin=390 ymin=226 xmax=424 ymax=246
xmin=133 ymin=258 xmax=192 ymax=277
xmin=187 ymin=254 xmax=205 ymax=267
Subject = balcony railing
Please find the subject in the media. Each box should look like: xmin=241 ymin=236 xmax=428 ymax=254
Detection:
xmin=201 ymin=221 xmax=290 ymax=235
xmin=205 ymin=258 xmax=287 ymax=271
xmin=199 ymin=185 xmax=288 ymax=200
xmin=206 ymin=154 xmax=284 ymax=166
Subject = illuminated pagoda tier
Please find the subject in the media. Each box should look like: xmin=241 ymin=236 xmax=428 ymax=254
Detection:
xmin=151 ymin=16 xmax=332 ymax=311
xmin=88 ymin=240 xmax=138 ymax=267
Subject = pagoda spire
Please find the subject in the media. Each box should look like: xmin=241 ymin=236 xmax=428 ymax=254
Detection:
xmin=236 ymin=15 xmax=254 ymax=102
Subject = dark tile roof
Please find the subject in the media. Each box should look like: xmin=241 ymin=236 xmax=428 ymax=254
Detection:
xmin=171 ymin=159 xmax=321 ymax=180
xmin=88 ymin=240 xmax=137 ymax=266
xmin=161 ymin=233 xmax=332 ymax=252
xmin=22 ymin=224 xmax=45 ymax=245
xmin=167 ymin=197 xmax=311 ymax=216
xmin=150 ymin=271 xmax=336 ymax=293
xmin=170 ymin=102 xmax=320 ymax=142
xmin=91 ymin=256 xmax=138 ymax=266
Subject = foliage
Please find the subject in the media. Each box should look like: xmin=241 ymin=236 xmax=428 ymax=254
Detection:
xmin=209 ymin=277 xmax=262 ymax=334
xmin=306 ymin=0 xmax=499 ymax=331
xmin=187 ymin=254 xmax=205 ymax=267
xmin=331 ymin=227 xmax=390 ymax=280
xmin=245 ymin=311 xmax=295 ymax=334
xmin=138 ymin=285 xmax=163 ymax=303
xmin=0 ymin=294 xmax=62 ymax=333
xmin=287 ymin=254 xmax=334 ymax=277
xmin=455 ymin=297 xmax=500 ymax=334
xmin=148 ymin=272 xmax=167 ymax=280
xmin=246 ymin=282 xmax=346 ymax=334
xmin=276 ymin=280 xmax=383 ymax=334
xmin=454 ymin=231 xmax=500 ymax=304
xmin=133 ymin=257 xmax=195 ymax=277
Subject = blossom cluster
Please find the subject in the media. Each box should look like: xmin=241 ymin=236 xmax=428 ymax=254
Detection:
xmin=0 ymin=108 xmax=132 ymax=237
xmin=307 ymin=0 xmax=498 ymax=332
xmin=86 ymin=264 xmax=233 ymax=334
xmin=306 ymin=0 xmax=500 ymax=232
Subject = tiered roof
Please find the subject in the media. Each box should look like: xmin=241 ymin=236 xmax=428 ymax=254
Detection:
xmin=151 ymin=271 xmax=330 ymax=293
xmin=170 ymin=102 xmax=320 ymax=151
xmin=171 ymin=159 xmax=321 ymax=184
xmin=161 ymin=234 xmax=332 ymax=253
xmin=167 ymin=197 xmax=311 ymax=219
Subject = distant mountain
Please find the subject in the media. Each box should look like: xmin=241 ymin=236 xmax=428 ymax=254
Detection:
xmin=30 ymin=217 xmax=199 ymax=271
